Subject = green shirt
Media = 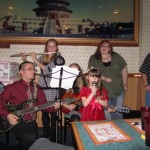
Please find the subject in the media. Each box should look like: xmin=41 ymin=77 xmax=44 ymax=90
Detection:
xmin=88 ymin=52 xmax=127 ymax=97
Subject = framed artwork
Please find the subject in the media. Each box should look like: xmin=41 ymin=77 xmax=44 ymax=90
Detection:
xmin=83 ymin=122 xmax=132 ymax=145
xmin=0 ymin=0 xmax=139 ymax=47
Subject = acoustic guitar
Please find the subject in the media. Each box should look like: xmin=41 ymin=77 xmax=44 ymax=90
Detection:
xmin=61 ymin=91 xmax=82 ymax=114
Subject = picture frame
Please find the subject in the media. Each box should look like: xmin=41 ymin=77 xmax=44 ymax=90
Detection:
xmin=0 ymin=0 xmax=139 ymax=47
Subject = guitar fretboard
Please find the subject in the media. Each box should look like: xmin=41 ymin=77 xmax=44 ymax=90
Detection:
xmin=15 ymin=98 xmax=77 ymax=116
xmin=16 ymin=101 xmax=56 ymax=116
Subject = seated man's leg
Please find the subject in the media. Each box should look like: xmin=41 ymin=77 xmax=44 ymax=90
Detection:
xmin=12 ymin=121 xmax=37 ymax=150
xmin=50 ymin=112 xmax=57 ymax=142
xmin=41 ymin=111 xmax=50 ymax=138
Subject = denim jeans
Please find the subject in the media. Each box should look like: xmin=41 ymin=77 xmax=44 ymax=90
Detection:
xmin=146 ymin=91 xmax=150 ymax=107
xmin=105 ymin=91 xmax=125 ymax=120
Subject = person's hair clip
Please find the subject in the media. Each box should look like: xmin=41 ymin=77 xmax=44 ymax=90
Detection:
xmin=86 ymin=66 xmax=98 ymax=73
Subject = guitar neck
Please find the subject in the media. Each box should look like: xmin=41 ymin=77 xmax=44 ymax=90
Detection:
xmin=15 ymin=98 xmax=77 ymax=116
xmin=16 ymin=101 xmax=56 ymax=116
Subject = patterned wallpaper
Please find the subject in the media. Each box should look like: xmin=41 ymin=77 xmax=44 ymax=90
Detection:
xmin=139 ymin=0 xmax=150 ymax=64
xmin=0 ymin=0 xmax=149 ymax=73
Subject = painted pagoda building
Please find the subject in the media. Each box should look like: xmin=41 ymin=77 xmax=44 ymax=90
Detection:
xmin=33 ymin=0 xmax=72 ymax=34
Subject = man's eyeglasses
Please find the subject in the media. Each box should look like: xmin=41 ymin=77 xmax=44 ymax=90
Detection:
xmin=21 ymin=68 xmax=37 ymax=72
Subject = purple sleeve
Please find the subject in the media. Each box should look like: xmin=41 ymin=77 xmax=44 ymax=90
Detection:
xmin=0 ymin=86 xmax=11 ymax=117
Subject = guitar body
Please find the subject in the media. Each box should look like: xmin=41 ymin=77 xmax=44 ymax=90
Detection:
xmin=0 ymin=100 xmax=34 ymax=132
xmin=0 ymin=116 xmax=13 ymax=132
xmin=62 ymin=91 xmax=81 ymax=114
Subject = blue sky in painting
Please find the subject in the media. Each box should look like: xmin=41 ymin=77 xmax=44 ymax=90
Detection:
xmin=0 ymin=0 xmax=133 ymax=22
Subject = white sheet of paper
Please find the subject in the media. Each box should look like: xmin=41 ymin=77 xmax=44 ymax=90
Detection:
xmin=50 ymin=65 xmax=79 ymax=89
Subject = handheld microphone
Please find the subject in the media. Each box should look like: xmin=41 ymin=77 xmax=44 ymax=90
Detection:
xmin=92 ymin=81 xmax=97 ymax=96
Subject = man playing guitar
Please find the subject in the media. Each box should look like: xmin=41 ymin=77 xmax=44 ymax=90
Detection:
xmin=0 ymin=61 xmax=60 ymax=150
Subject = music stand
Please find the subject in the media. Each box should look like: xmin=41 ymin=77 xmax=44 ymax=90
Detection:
xmin=50 ymin=65 xmax=79 ymax=143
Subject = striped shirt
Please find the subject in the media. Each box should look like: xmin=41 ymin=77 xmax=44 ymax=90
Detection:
xmin=139 ymin=53 xmax=150 ymax=85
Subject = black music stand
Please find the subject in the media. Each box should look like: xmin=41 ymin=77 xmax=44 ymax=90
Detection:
xmin=50 ymin=65 xmax=79 ymax=143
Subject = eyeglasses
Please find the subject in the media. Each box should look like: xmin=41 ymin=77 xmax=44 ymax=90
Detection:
xmin=21 ymin=68 xmax=37 ymax=72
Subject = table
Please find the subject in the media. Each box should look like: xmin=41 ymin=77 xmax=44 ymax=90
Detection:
xmin=71 ymin=119 xmax=149 ymax=150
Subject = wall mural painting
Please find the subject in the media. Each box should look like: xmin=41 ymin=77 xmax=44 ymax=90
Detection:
xmin=0 ymin=0 xmax=139 ymax=46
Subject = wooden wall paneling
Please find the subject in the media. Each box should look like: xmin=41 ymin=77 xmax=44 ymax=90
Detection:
xmin=124 ymin=75 xmax=145 ymax=110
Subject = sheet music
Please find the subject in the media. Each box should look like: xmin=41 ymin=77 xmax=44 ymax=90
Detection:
xmin=50 ymin=65 xmax=79 ymax=89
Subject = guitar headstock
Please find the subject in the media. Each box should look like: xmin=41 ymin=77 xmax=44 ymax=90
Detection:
xmin=108 ymin=105 xmax=130 ymax=114
xmin=115 ymin=105 xmax=130 ymax=113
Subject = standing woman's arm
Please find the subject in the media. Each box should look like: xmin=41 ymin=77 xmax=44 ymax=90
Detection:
xmin=21 ymin=52 xmax=46 ymax=71
xmin=141 ymin=73 xmax=148 ymax=87
xmin=121 ymin=66 xmax=128 ymax=91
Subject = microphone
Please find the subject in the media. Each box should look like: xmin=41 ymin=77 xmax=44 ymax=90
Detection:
xmin=92 ymin=81 xmax=97 ymax=96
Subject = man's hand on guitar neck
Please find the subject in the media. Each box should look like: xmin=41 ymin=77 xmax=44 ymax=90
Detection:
xmin=7 ymin=113 xmax=19 ymax=125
